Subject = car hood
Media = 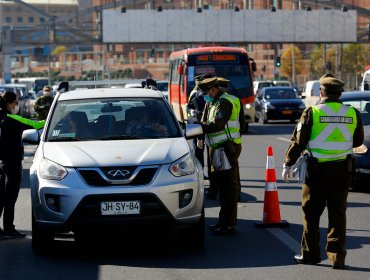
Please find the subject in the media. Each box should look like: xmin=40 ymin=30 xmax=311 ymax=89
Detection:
xmin=42 ymin=138 xmax=189 ymax=167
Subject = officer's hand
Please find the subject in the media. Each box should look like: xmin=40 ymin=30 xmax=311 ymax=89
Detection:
xmin=282 ymin=163 xmax=291 ymax=183
xmin=190 ymin=109 xmax=198 ymax=119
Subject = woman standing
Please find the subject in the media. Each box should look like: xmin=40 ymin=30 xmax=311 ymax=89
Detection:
xmin=0 ymin=91 xmax=45 ymax=238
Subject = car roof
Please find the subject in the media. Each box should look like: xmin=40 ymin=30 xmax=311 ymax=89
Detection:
xmin=262 ymin=86 xmax=295 ymax=91
xmin=341 ymin=91 xmax=370 ymax=100
xmin=57 ymin=88 xmax=163 ymax=101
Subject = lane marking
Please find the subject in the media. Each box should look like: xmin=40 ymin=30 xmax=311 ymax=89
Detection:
xmin=277 ymin=137 xmax=291 ymax=143
xmin=266 ymin=228 xmax=301 ymax=253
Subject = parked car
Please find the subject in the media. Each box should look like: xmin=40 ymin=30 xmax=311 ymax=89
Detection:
xmin=23 ymin=85 xmax=205 ymax=252
xmin=301 ymin=80 xmax=320 ymax=107
xmin=0 ymin=83 xmax=35 ymax=118
xmin=340 ymin=91 xmax=370 ymax=191
xmin=255 ymin=86 xmax=306 ymax=123
xmin=253 ymin=80 xmax=275 ymax=95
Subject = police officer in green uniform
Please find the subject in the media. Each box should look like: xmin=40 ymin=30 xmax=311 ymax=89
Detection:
xmin=0 ymin=91 xmax=45 ymax=238
xmin=34 ymin=85 xmax=54 ymax=120
xmin=282 ymin=74 xmax=364 ymax=269
xmin=199 ymin=77 xmax=246 ymax=236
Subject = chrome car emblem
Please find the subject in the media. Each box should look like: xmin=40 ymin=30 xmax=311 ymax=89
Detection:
xmin=107 ymin=169 xmax=130 ymax=177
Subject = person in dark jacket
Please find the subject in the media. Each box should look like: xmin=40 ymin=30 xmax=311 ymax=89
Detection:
xmin=0 ymin=91 xmax=45 ymax=238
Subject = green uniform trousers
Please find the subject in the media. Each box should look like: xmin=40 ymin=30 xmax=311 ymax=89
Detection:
xmin=301 ymin=159 xmax=350 ymax=266
xmin=210 ymin=142 xmax=241 ymax=227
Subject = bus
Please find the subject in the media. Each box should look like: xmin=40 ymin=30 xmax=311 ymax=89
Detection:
xmin=13 ymin=77 xmax=49 ymax=94
xmin=168 ymin=46 xmax=256 ymax=130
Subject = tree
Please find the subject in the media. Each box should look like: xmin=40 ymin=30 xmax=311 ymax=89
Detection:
xmin=52 ymin=45 xmax=67 ymax=56
xmin=310 ymin=44 xmax=337 ymax=78
xmin=341 ymin=44 xmax=369 ymax=75
xmin=280 ymin=45 xmax=303 ymax=79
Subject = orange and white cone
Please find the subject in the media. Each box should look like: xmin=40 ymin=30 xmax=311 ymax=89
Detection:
xmin=255 ymin=146 xmax=289 ymax=227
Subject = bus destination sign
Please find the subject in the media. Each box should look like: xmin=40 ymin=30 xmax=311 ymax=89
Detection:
xmin=196 ymin=54 xmax=239 ymax=64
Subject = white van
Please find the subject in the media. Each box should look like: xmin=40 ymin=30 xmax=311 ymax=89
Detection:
xmin=360 ymin=70 xmax=370 ymax=91
xmin=301 ymin=80 xmax=320 ymax=107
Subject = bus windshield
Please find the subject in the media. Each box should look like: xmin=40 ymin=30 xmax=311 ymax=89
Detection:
xmin=187 ymin=65 xmax=252 ymax=99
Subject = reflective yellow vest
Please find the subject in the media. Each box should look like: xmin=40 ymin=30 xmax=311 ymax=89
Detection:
xmin=207 ymin=93 xmax=242 ymax=148
xmin=308 ymin=103 xmax=357 ymax=162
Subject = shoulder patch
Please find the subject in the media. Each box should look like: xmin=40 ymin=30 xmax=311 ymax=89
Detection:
xmin=216 ymin=111 xmax=223 ymax=119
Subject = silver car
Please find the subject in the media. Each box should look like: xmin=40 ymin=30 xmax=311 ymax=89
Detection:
xmin=23 ymin=86 xmax=204 ymax=252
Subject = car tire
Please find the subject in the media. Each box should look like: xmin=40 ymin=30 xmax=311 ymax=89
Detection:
xmin=32 ymin=211 xmax=54 ymax=254
xmin=180 ymin=208 xmax=205 ymax=249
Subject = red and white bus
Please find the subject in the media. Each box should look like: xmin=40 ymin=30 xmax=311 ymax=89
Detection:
xmin=168 ymin=46 xmax=256 ymax=129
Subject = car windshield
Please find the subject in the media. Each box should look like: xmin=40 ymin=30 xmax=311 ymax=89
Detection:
xmin=264 ymin=89 xmax=298 ymax=100
xmin=342 ymin=99 xmax=370 ymax=126
xmin=46 ymin=97 xmax=182 ymax=141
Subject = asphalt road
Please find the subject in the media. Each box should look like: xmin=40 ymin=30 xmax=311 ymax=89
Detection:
xmin=1 ymin=122 xmax=370 ymax=280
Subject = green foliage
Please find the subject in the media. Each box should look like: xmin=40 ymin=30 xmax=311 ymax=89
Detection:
xmin=342 ymin=44 xmax=369 ymax=75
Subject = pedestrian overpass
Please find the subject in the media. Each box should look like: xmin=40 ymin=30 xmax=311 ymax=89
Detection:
xmin=102 ymin=9 xmax=357 ymax=44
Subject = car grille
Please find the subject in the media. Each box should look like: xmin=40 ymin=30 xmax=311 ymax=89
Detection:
xmin=78 ymin=167 xmax=158 ymax=186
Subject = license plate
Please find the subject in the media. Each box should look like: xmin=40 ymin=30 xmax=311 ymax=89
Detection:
xmin=282 ymin=110 xmax=293 ymax=115
xmin=101 ymin=201 xmax=140 ymax=215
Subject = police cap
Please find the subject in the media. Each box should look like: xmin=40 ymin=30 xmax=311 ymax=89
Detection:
xmin=43 ymin=85 xmax=52 ymax=91
xmin=198 ymin=77 xmax=219 ymax=92
xmin=194 ymin=73 xmax=213 ymax=81
xmin=319 ymin=73 xmax=344 ymax=93
xmin=217 ymin=77 xmax=230 ymax=88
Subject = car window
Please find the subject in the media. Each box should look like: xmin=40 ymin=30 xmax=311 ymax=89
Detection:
xmin=342 ymin=100 xmax=370 ymax=125
xmin=264 ymin=89 xmax=297 ymax=99
xmin=46 ymin=97 xmax=181 ymax=141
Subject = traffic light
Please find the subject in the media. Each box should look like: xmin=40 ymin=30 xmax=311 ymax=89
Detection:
xmin=275 ymin=56 xmax=281 ymax=68
xmin=150 ymin=47 xmax=155 ymax=58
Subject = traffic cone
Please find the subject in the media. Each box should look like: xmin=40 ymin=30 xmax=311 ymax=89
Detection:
xmin=255 ymin=146 xmax=289 ymax=228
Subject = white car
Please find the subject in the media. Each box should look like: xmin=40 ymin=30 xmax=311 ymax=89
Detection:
xmin=23 ymin=86 xmax=205 ymax=252
xmin=301 ymin=80 xmax=320 ymax=107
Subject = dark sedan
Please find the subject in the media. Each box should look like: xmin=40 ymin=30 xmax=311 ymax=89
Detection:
xmin=255 ymin=86 xmax=305 ymax=124
xmin=340 ymin=91 xmax=370 ymax=191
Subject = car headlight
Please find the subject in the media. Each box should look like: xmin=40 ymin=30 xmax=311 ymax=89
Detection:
xmin=39 ymin=158 xmax=68 ymax=180
xmin=245 ymin=103 xmax=254 ymax=109
xmin=353 ymin=144 xmax=368 ymax=154
xmin=169 ymin=153 xmax=195 ymax=177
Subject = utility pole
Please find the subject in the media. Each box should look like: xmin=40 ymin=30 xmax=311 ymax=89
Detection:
xmin=292 ymin=44 xmax=296 ymax=85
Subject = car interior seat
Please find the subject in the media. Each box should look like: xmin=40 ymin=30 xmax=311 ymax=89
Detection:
xmin=125 ymin=107 xmax=147 ymax=122
xmin=60 ymin=111 xmax=91 ymax=138
xmin=95 ymin=114 xmax=117 ymax=137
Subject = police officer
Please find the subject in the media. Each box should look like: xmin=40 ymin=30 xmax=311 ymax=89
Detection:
xmin=199 ymin=77 xmax=246 ymax=236
xmin=0 ymin=91 xmax=45 ymax=238
xmin=282 ymin=74 xmax=364 ymax=269
xmin=34 ymin=85 xmax=54 ymax=120
xmin=187 ymin=73 xmax=213 ymax=168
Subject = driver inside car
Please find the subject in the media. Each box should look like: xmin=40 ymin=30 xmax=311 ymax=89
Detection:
xmin=125 ymin=108 xmax=168 ymax=137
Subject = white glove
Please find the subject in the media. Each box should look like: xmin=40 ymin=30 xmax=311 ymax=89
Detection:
xmin=190 ymin=109 xmax=198 ymax=119
xmin=282 ymin=163 xmax=291 ymax=183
